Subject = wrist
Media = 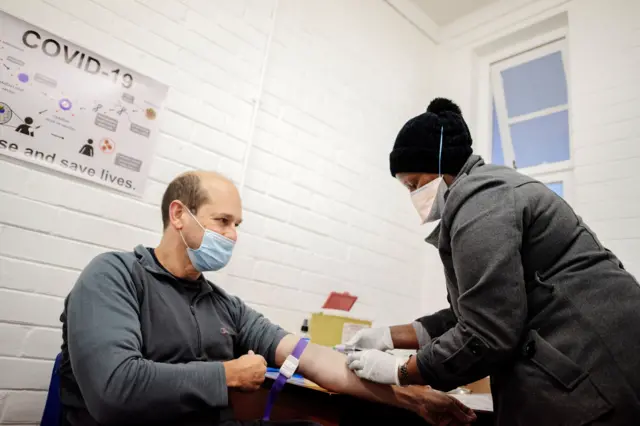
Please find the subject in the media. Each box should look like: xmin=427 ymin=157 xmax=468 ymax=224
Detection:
xmin=223 ymin=360 xmax=239 ymax=388
xmin=405 ymin=354 xmax=426 ymax=385
xmin=397 ymin=355 xmax=412 ymax=386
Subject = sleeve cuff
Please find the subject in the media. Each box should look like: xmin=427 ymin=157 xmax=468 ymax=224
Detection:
xmin=412 ymin=321 xmax=431 ymax=347
xmin=194 ymin=361 xmax=229 ymax=407
xmin=266 ymin=328 xmax=289 ymax=366
xmin=415 ymin=345 xmax=439 ymax=388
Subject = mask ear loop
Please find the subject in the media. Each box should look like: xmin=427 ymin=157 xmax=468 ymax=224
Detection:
xmin=438 ymin=125 xmax=444 ymax=178
xmin=179 ymin=204 xmax=205 ymax=249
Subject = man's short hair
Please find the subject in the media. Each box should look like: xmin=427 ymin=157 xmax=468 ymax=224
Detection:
xmin=161 ymin=173 xmax=209 ymax=229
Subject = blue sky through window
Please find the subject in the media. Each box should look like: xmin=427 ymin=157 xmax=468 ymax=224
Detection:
xmin=501 ymin=51 xmax=568 ymax=118
xmin=510 ymin=110 xmax=570 ymax=168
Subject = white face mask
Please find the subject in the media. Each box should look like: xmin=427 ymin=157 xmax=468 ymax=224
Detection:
xmin=411 ymin=177 xmax=444 ymax=224
xmin=410 ymin=125 xmax=446 ymax=225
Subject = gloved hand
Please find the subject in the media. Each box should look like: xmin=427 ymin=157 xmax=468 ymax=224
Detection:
xmin=345 ymin=327 xmax=394 ymax=351
xmin=346 ymin=349 xmax=401 ymax=385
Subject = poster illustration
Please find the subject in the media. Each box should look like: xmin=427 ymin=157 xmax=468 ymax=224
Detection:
xmin=0 ymin=10 xmax=168 ymax=195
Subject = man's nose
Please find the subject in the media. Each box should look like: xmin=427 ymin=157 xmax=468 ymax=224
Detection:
xmin=224 ymin=227 xmax=238 ymax=242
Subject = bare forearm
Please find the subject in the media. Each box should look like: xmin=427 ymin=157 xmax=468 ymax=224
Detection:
xmin=275 ymin=335 xmax=418 ymax=410
xmin=390 ymin=324 xmax=420 ymax=350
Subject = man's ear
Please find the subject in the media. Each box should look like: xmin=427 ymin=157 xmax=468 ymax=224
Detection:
xmin=169 ymin=200 xmax=186 ymax=231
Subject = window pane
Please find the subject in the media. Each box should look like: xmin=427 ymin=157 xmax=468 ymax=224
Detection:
xmin=546 ymin=181 xmax=564 ymax=197
xmin=510 ymin=110 xmax=570 ymax=169
xmin=491 ymin=101 xmax=505 ymax=165
xmin=501 ymin=51 xmax=568 ymax=118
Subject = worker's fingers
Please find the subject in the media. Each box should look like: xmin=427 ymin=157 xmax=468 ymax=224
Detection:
xmin=347 ymin=359 xmax=364 ymax=371
xmin=345 ymin=330 xmax=364 ymax=346
xmin=354 ymin=369 xmax=368 ymax=380
xmin=346 ymin=351 xmax=363 ymax=364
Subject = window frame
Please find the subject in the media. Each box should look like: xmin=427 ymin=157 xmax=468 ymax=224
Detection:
xmin=474 ymin=27 xmax=574 ymax=202
xmin=533 ymin=169 xmax=575 ymax=205
xmin=491 ymin=38 xmax=571 ymax=174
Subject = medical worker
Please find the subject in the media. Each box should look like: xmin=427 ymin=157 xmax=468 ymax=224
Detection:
xmin=346 ymin=98 xmax=640 ymax=425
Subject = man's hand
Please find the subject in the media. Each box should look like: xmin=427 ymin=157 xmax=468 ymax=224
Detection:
xmin=223 ymin=350 xmax=267 ymax=392
xmin=346 ymin=349 xmax=400 ymax=385
xmin=403 ymin=386 xmax=477 ymax=425
xmin=345 ymin=327 xmax=394 ymax=351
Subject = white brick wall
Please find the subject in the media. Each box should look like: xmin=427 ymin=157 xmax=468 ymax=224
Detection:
xmin=568 ymin=0 xmax=640 ymax=278
xmin=0 ymin=0 xmax=435 ymax=422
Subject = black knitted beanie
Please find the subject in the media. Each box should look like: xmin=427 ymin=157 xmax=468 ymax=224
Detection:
xmin=390 ymin=98 xmax=473 ymax=177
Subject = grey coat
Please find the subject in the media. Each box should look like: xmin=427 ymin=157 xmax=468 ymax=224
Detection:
xmin=414 ymin=156 xmax=640 ymax=425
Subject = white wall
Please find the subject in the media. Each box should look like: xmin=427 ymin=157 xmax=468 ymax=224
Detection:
xmin=0 ymin=0 xmax=436 ymax=423
xmin=567 ymin=0 xmax=640 ymax=277
xmin=422 ymin=0 xmax=640 ymax=308
xmin=222 ymin=0 xmax=436 ymax=331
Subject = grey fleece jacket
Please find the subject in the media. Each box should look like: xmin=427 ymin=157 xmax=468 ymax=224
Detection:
xmin=59 ymin=245 xmax=287 ymax=426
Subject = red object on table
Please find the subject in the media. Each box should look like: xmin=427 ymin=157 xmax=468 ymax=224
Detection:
xmin=321 ymin=292 xmax=357 ymax=312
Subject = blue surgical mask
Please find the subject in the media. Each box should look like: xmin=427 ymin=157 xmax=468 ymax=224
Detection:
xmin=180 ymin=209 xmax=235 ymax=272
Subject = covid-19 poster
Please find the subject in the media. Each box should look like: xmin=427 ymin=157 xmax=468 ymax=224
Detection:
xmin=0 ymin=10 xmax=168 ymax=195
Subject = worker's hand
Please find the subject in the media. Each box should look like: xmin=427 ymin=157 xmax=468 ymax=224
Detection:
xmin=406 ymin=386 xmax=477 ymax=426
xmin=223 ymin=350 xmax=267 ymax=392
xmin=345 ymin=327 xmax=394 ymax=351
xmin=346 ymin=349 xmax=401 ymax=385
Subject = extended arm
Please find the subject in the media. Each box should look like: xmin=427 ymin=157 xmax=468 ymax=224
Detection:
xmin=275 ymin=335 xmax=476 ymax=424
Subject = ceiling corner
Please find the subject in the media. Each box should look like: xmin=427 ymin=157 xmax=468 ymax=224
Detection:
xmin=384 ymin=0 xmax=442 ymax=44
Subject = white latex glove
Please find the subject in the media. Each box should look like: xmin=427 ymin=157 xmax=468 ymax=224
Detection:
xmin=346 ymin=349 xmax=402 ymax=385
xmin=345 ymin=327 xmax=394 ymax=351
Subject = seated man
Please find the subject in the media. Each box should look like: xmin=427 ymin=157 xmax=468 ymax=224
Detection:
xmin=59 ymin=171 xmax=476 ymax=426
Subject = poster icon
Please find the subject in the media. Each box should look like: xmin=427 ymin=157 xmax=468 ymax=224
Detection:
xmin=79 ymin=139 xmax=94 ymax=157
xmin=34 ymin=73 xmax=57 ymax=88
xmin=18 ymin=73 xmax=29 ymax=83
xmin=0 ymin=102 xmax=12 ymax=124
xmin=145 ymin=108 xmax=156 ymax=120
xmin=58 ymin=98 xmax=72 ymax=111
xmin=15 ymin=116 xmax=35 ymax=137
xmin=99 ymin=138 xmax=115 ymax=154
xmin=95 ymin=112 xmax=117 ymax=132
xmin=115 ymin=153 xmax=142 ymax=172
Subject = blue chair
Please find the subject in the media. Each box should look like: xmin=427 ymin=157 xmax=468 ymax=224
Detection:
xmin=41 ymin=353 xmax=62 ymax=426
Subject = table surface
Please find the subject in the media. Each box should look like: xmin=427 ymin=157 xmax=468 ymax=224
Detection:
xmin=264 ymin=371 xmax=494 ymax=412
xmin=231 ymin=375 xmax=495 ymax=426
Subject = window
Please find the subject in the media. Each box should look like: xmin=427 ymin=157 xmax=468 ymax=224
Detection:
xmin=490 ymin=39 xmax=572 ymax=202
xmin=546 ymin=181 xmax=563 ymax=197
